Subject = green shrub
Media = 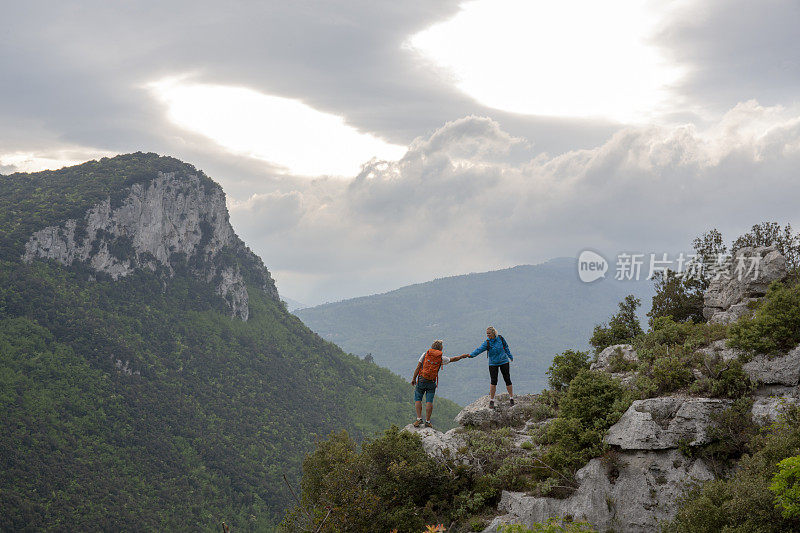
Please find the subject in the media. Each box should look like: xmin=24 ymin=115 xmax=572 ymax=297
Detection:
xmin=285 ymin=426 xmax=466 ymax=533
xmin=648 ymin=270 xmax=706 ymax=326
xmin=647 ymin=228 xmax=728 ymax=326
xmin=650 ymin=353 xmax=694 ymax=393
xmin=464 ymin=427 xmax=537 ymax=493
xmin=534 ymin=370 xmax=632 ymax=495
xmin=635 ymin=316 xmax=727 ymax=355
xmin=559 ymin=369 xmax=631 ymax=430
xmin=547 ymin=350 xmax=590 ymax=391
xmin=771 ymin=455 xmax=800 ymax=519
xmin=729 ymin=282 xmax=800 ymax=355
xmin=732 ymin=222 xmax=800 ymax=273
xmin=631 ymin=317 xmax=733 ymax=398
xmin=536 ymin=417 xmax=605 ymax=493
xmin=668 ymin=406 xmax=800 ymax=532
xmin=499 ymin=518 xmax=597 ymax=532
xmin=690 ymin=356 xmax=753 ymax=399
xmin=589 ymin=295 xmax=643 ymax=354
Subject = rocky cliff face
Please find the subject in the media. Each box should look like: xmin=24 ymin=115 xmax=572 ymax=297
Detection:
xmin=22 ymin=171 xmax=278 ymax=320
xmin=406 ymin=250 xmax=800 ymax=532
xmin=703 ymin=245 xmax=787 ymax=324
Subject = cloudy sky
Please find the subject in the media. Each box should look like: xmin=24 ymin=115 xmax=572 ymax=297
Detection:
xmin=3 ymin=0 xmax=800 ymax=304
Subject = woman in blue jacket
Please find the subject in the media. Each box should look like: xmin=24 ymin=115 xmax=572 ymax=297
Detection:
xmin=464 ymin=326 xmax=514 ymax=409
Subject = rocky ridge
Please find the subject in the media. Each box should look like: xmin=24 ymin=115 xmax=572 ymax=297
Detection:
xmin=21 ymin=171 xmax=278 ymax=320
xmin=405 ymin=249 xmax=800 ymax=532
xmin=702 ymin=245 xmax=787 ymax=324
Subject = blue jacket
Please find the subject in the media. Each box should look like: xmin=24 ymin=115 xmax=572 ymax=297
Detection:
xmin=470 ymin=336 xmax=513 ymax=366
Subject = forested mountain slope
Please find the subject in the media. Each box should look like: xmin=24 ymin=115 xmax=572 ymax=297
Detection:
xmin=296 ymin=259 xmax=653 ymax=404
xmin=0 ymin=153 xmax=460 ymax=531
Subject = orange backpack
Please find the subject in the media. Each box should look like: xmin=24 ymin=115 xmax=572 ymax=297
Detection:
xmin=420 ymin=349 xmax=443 ymax=382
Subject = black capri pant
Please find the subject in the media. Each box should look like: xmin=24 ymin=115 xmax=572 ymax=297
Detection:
xmin=489 ymin=363 xmax=512 ymax=386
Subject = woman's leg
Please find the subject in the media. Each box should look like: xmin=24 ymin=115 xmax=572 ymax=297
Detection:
xmin=500 ymin=363 xmax=513 ymax=397
xmin=489 ymin=365 xmax=499 ymax=400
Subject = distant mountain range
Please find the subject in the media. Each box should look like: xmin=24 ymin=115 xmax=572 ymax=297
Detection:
xmin=296 ymin=258 xmax=654 ymax=405
xmin=282 ymin=296 xmax=310 ymax=312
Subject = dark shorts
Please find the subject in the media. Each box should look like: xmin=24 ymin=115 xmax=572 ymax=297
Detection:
xmin=414 ymin=377 xmax=437 ymax=403
xmin=489 ymin=363 xmax=512 ymax=386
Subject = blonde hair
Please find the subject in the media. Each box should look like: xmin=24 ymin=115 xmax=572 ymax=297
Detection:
xmin=431 ymin=340 xmax=444 ymax=350
xmin=486 ymin=326 xmax=497 ymax=336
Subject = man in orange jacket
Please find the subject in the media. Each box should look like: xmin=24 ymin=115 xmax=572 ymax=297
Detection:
xmin=411 ymin=340 xmax=467 ymax=428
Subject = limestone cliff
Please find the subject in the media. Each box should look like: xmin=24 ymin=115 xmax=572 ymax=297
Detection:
xmin=21 ymin=170 xmax=278 ymax=320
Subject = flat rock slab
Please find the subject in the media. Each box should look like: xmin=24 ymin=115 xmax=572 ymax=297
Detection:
xmin=605 ymin=397 xmax=731 ymax=450
xmin=743 ymin=346 xmax=800 ymax=386
xmin=751 ymin=391 xmax=800 ymax=424
xmin=455 ymin=394 xmax=540 ymax=429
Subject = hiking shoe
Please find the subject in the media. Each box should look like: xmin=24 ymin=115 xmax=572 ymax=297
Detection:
xmin=489 ymin=400 xmax=495 ymax=409
xmin=413 ymin=418 xmax=424 ymax=428
xmin=425 ymin=421 xmax=433 ymax=428
xmin=509 ymin=397 xmax=515 ymax=406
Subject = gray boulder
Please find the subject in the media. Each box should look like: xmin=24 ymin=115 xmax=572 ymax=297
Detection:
xmin=703 ymin=246 xmax=787 ymax=323
xmin=591 ymin=344 xmax=638 ymax=372
xmin=708 ymin=298 xmax=759 ymax=325
xmin=455 ymin=394 xmax=540 ymax=429
xmin=605 ymin=397 xmax=731 ymax=450
xmin=751 ymin=392 xmax=800 ymax=424
xmin=743 ymin=345 xmax=800 ymax=386
xmin=482 ymin=449 xmax=713 ymax=533
xmin=403 ymin=425 xmax=468 ymax=464
xmin=695 ymin=339 xmax=742 ymax=362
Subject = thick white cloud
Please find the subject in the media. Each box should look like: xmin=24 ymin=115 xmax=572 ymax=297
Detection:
xmin=406 ymin=0 xmax=684 ymax=122
xmin=229 ymin=103 xmax=800 ymax=303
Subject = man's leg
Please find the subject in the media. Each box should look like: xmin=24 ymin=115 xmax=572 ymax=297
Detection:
xmin=426 ymin=387 xmax=435 ymax=421
xmin=414 ymin=384 xmax=424 ymax=425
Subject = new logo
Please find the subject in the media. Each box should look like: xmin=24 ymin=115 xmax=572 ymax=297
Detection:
xmin=578 ymin=250 xmax=608 ymax=283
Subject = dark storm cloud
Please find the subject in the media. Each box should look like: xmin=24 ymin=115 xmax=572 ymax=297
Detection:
xmin=657 ymin=0 xmax=800 ymax=117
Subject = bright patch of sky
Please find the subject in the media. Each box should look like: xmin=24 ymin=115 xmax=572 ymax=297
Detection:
xmin=0 ymin=149 xmax=116 ymax=174
xmin=148 ymin=78 xmax=407 ymax=177
xmin=406 ymin=0 xmax=686 ymax=123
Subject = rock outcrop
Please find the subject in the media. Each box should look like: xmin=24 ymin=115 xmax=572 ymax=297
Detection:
xmin=22 ymin=171 xmax=278 ymax=320
xmin=590 ymin=344 xmax=638 ymax=373
xmin=743 ymin=346 xmax=800 ymax=387
xmin=474 ymin=396 xmax=723 ymax=532
xmin=703 ymin=246 xmax=787 ymax=324
xmin=454 ymin=394 xmax=540 ymax=429
xmin=484 ymin=450 xmax=713 ymax=533
xmin=407 ymin=391 xmax=724 ymax=533
xmin=751 ymin=394 xmax=800 ymax=424
xmin=605 ymin=397 xmax=731 ymax=450
xmin=591 ymin=344 xmax=639 ymax=387
xmin=403 ymin=425 xmax=469 ymax=463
